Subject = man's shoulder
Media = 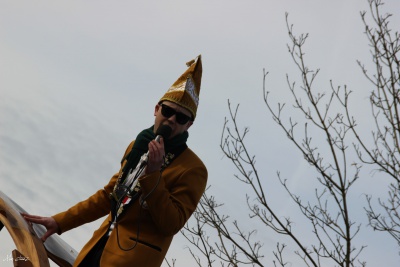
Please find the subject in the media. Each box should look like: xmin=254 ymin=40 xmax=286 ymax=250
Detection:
xmin=172 ymin=147 xmax=208 ymax=181
xmin=179 ymin=147 xmax=206 ymax=168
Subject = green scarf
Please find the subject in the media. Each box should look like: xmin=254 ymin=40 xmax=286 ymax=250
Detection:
xmin=120 ymin=125 xmax=188 ymax=184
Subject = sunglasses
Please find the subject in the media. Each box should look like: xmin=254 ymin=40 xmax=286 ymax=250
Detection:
xmin=160 ymin=104 xmax=192 ymax=125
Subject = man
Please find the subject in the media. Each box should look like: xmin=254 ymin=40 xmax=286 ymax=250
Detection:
xmin=24 ymin=55 xmax=207 ymax=266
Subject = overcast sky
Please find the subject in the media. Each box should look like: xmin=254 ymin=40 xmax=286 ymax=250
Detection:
xmin=1 ymin=0 xmax=399 ymax=266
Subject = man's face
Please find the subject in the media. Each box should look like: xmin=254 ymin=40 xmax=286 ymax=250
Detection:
xmin=154 ymin=101 xmax=193 ymax=139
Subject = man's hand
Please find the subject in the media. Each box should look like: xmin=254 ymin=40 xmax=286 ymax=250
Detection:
xmin=146 ymin=137 xmax=165 ymax=174
xmin=22 ymin=214 xmax=59 ymax=242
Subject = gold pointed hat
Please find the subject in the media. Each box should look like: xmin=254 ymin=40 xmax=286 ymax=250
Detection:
xmin=159 ymin=55 xmax=202 ymax=120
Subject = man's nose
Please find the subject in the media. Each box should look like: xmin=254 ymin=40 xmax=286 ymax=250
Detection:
xmin=167 ymin=114 xmax=177 ymax=123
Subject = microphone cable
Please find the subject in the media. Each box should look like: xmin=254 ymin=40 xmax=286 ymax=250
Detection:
xmin=115 ymin=160 xmax=164 ymax=251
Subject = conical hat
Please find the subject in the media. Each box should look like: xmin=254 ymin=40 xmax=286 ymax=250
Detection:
xmin=159 ymin=55 xmax=202 ymax=120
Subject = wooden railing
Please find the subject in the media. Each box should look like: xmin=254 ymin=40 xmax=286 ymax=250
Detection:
xmin=0 ymin=191 xmax=77 ymax=267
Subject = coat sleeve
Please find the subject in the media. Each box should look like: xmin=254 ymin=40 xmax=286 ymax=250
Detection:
xmin=138 ymin=150 xmax=208 ymax=236
xmin=52 ymin=141 xmax=135 ymax=234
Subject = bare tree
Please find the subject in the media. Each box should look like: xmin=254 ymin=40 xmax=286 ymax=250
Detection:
xmin=174 ymin=0 xmax=399 ymax=266
xmin=353 ymin=0 xmax=400 ymax=247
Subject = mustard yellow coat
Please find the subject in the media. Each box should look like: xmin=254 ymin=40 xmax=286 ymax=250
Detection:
xmin=52 ymin=141 xmax=207 ymax=267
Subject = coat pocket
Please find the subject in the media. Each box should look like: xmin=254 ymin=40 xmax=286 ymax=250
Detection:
xmin=129 ymin=237 xmax=162 ymax=252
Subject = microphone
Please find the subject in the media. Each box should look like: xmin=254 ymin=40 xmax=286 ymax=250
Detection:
xmin=154 ymin=124 xmax=172 ymax=142
xmin=140 ymin=124 xmax=172 ymax=167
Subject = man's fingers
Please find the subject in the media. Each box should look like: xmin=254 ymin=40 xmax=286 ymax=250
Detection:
xmin=146 ymin=139 xmax=166 ymax=173
xmin=22 ymin=213 xmax=41 ymax=219
xmin=21 ymin=214 xmax=59 ymax=241
xmin=23 ymin=214 xmax=45 ymax=223
xmin=149 ymin=141 xmax=164 ymax=159
xmin=42 ymin=229 xmax=55 ymax=242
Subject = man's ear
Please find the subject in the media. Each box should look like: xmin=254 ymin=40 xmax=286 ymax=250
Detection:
xmin=154 ymin=104 xmax=160 ymax=116
xmin=186 ymin=121 xmax=193 ymax=131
